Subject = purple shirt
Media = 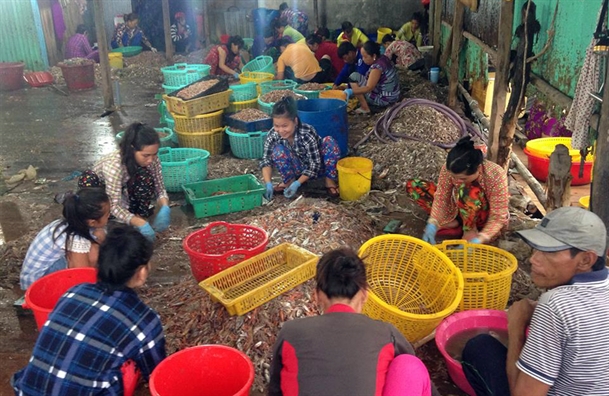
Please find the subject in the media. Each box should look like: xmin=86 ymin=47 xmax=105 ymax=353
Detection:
xmin=65 ymin=33 xmax=93 ymax=59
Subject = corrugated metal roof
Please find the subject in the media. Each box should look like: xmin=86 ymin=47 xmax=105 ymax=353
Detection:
xmin=0 ymin=0 xmax=48 ymax=71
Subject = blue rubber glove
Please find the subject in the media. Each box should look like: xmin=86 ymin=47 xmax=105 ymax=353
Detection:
xmin=152 ymin=205 xmax=171 ymax=232
xmin=422 ymin=223 xmax=438 ymax=245
xmin=233 ymin=73 xmax=240 ymax=79
xmin=284 ymin=181 xmax=301 ymax=199
xmin=344 ymin=88 xmax=353 ymax=100
xmin=264 ymin=182 xmax=274 ymax=200
xmin=469 ymin=238 xmax=481 ymax=244
xmin=138 ymin=222 xmax=156 ymax=242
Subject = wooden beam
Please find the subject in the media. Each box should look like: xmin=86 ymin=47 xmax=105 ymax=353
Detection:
xmin=432 ymin=0 xmax=443 ymax=65
xmin=92 ymin=0 xmax=113 ymax=110
xmin=462 ymin=31 xmax=497 ymax=61
xmin=203 ymin=0 xmax=211 ymax=44
xmin=487 ymin=0 xmax=513 ymax=163
xmin=162 ymin=0 xmax=173 ymax=61
xmin=591 ymin=57 xmax=609 ymax=224
xmin=313 ymin=0 xmax=319 ymax=30
xmin=529 ymin=72 xmax=572 ymax=110
xmin=447 ymin=0 xmax=465 ymax=108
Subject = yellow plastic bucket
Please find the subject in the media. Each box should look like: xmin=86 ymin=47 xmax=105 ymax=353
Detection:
xmin=377 ymin=27 xmax=392 ymax=43
xmin=337 ymin=157 xmax=373 ymax=201
xmin=108 ymin=52 xmax=123 ymax=69
xmin=319 ymin=89 xmax=347 ymax=101
xmin=579 ymin=196 xmax=590 ymax=209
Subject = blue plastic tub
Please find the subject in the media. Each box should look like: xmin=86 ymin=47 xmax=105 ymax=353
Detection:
xmin=297 ymin=99 xmax=349 ymax=157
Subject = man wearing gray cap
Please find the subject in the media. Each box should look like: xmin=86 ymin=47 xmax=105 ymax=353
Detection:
xmin=461 ymin=206 xmax=609 ymax=396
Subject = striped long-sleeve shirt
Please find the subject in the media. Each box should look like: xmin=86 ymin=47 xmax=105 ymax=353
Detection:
xmin=429 ymin=160 xmax=509 ymax=242
xmin=170 ymin=23 xmax=191 ymax=43
xmin=12 ymin=283 xmax=166 ymax=395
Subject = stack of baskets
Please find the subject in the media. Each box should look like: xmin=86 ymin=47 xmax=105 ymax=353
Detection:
xmin=161 ymin=63 xmax=211 ymax=94
xmin=163 ymin=77 xmax=232 ymax=155
xmin=158 ymin=147 xmax=210 ymax=192
xmin=227 ymin=82 xmax=258 ymax=113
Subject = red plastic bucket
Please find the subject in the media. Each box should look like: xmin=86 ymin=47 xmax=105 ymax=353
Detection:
xmin=524 ymin=147 xmax=593 ymax=185
xmin=0 ymin=62 xmax=25 ymax=91
xmin=59 ymin=62 xmax=95 ymax=91
xmin=435 ymin=309 xmax=508 ymax=396
xmin=149 ymin=345 xmax=254 ymax=396
xmin=23 ymin=267 xmax=97 ymax=330
xmin=183 ymin=222 xmax=268 ymax=282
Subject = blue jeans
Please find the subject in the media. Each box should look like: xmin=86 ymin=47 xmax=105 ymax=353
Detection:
xmin=461 ymin=334 xmax=510 ymax=396
xmin=44 ymin=256 xmax=68 ymax=277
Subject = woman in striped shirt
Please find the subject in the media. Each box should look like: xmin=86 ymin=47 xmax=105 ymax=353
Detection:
xmin=406 ymin=136 xmax=509 ymax=244
xmin=78 ymin=123 xmax=170 ymax=241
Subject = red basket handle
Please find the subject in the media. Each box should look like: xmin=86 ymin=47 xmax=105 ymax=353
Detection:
xmin=206 ymin=221 xmax=231 ymax=236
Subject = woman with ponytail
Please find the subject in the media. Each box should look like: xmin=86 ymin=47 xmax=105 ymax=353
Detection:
xmin=13 ymin=225 xmax=166 ymax=395
xmin=78 ymin=122 xmax=170 ymax=241
xmin=406 ymin=136 xmax=509 ymax=245
xmin=19 ymin=187 xmax=110 ymax=290
xmin=269 ymin=248 xmax=437 ymax=396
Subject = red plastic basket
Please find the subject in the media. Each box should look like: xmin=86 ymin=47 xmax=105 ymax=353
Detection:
xmin=183 ymin=221 xmax=268 ymax=282
xmin=523 ymin=148 xmax=593 ymax=186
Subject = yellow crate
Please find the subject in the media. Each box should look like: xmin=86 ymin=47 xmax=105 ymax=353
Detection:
xmin=239 ymin=72 xmax=274 ymax=94
xmin=163 ymin=89 xmax=231 ymax=117
xmin=227 ymin=98 xmax=258 ymax=113
xmin=171 ymin=109 xmax=224 ymax=133
xmin=199 ymin=243 xmax=318 ymax=316
xmin=435 ymin=240 xmax=517 ymax=312
xmin=358 ymin=235 xmax=463 ymax=343
xmin=175 ymin=127 xmax=225 ymax=154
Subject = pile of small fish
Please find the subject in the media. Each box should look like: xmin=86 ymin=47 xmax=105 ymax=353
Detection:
xmin=358 ymin=140 xmax=447 ymax=189
xmin=296 ymin=82 xmax=327 ymax=91
xmin=389 ymin=105 xmax=461 ymax=145
xmin=229 ymin=108 xmax=270 ymax=122
xmin=58 ymin=57 xmax=94 ymax=66
xmin=177 ymin=79 xmax=219 ymax=100
xmin=260 ymin=90 xmax=302 ymax=103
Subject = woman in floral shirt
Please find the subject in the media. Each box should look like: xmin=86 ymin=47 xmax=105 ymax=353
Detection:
xmin=406 ymin=137 xmax=509 ymax=244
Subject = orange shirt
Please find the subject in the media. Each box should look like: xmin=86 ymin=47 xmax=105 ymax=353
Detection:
xmin=429 ymin=160 xmax=509 ymax=241
xmin=277 ymin=42 xmax=321 ymax=80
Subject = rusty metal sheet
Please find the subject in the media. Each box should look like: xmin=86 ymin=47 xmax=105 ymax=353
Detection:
xmin=0 ymin=0 xmax=48 ymax=71
xmin=443 ymin=0 xmax=501 ymax=47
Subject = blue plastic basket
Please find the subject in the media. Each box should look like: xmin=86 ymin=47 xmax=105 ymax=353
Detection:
xmin=242 ymin=56 xmax=275 ymax=75
xmin=229 ymin=82 xmax=258 ymax=102
xmin=226 ymin=127 xmax=268 ymax=159
xmin=158 ymin=147 xmax=210 ymax=192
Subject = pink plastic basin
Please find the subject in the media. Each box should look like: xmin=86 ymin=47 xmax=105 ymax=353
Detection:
xmin=435 ymin=309 xmax=508 ymax=396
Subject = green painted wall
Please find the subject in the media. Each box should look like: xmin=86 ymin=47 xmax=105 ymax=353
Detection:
xmin=514 ymin=0 xmax=601 ymax=98
xmin=441 ymin=0 xmax=602 ymax=101
xmin=0 ymin=0 xmax=48 ymax=71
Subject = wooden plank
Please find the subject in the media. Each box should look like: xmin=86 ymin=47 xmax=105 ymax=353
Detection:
xmin=162 ymin=0 xmax=173 ymax=61
xmin=432 ymin=0 xmax=443 ymax=65
xmin=529 ymin=73 xmax=572 ymax=110
xmin=462 ymin=31 xmax=497 ymax=61
xmin=92 ymin=0 xmax=113 ymax=110
xmin=487 ymin=0 xmax=513 ymax=163
xmin=591 ymin=58 xmax=609 ymax=221
xmin=447 ymin=0 xmax=464 ymax=108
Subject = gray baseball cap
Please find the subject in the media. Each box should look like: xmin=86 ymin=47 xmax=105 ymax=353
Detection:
xmin=517 ymin=206 xmax=607 ymax=257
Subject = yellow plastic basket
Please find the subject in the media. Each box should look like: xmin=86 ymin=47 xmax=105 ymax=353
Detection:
xmin=227 ymin=98 xmax=258 ymax=113
xmin=171 ymin=109 xmax=224 ymax=133
xmin=175 ymin=127 xmax=225 ymax=154
xmin=199 ymin=243 xmax=318 ymax=316
xmin=163 ymin=89 xmax=231 ymax=117
xmin=435 ymin=240 xmax=517 ymax=312
xmin=358 ymin=235 xmax=463 ymax=343
xmin=239 ymin=71 xmax=274 ymax=94
xmin=525 ymin=137 xmax=593 ymax=162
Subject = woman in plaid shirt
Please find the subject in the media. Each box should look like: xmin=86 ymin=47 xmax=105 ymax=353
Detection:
xmin=260 ymin=97 xmax=341 ymax=199
xmin=78 ymin=123 xmax=170 ymax=241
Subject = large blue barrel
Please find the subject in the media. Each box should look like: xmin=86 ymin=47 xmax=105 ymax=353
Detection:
xmin=297 ymin=99 xmax=349 ymax=157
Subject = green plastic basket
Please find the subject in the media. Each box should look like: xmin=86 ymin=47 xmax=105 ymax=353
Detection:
xmin=243 ymin=38 xmax=254 ymax=51
xmin=161 ymin=63 xmax=211 ymax=86
xmin=242 ymin=55 xmax=275 ymax=75
xmin=257 ymin=96 xmax=274 ymax=115
xmin=294 ymin=85 xmax=330 ymax=99
xmin=229 ymin=82 xmax=258 ymax=102
xmin=116 ymin=128 xmax=175 ymax=147
xmin=159 ymin=147 xmax=210 ymax=192
xmin=259 ymin=80 xmax=297 ymax=95
xmin=226 ymin=127 xmax=268 ymax=159
xmin=162 ymin=83 xmax=186 ymax=95
xmin=111 ymin=46 xmax=142 ymax=57
xmin=182 ymin=174 xmax=265 ymax=218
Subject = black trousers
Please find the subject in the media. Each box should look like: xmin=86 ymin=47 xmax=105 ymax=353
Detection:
xmin=461 ymin=334 xmax=511 ymax=396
